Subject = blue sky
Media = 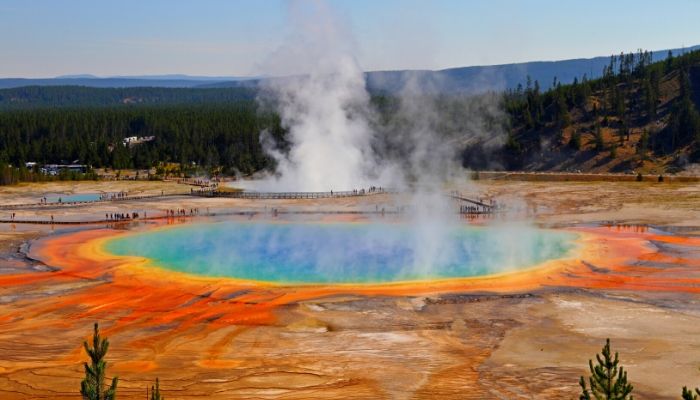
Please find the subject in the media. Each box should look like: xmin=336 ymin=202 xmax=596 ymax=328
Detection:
xmin=1 ymin=0 xmax=699 ymax=77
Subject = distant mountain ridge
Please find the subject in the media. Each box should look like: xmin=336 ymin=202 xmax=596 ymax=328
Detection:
xmin=363 ymin=45 xmax=700 ymax=94
xmin=2 ymin=45 xmax=699 ymax=94
xmin=55 ymin=74 xmax=254 ymax=81
xmin=0 ymin=77 xmax=215 ymax=89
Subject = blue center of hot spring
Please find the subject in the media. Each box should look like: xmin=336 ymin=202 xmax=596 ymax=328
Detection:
xmin=104 ymin=222 xmax=576 ymax=284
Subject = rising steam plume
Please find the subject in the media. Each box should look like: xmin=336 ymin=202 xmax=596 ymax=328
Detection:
xmin=252 ymin=1 xmax=378 ymax=192
xmin=251 ymin=1 xmax=506 ymax=192
xmin=244 ymin=0 xmax=512 ymax=275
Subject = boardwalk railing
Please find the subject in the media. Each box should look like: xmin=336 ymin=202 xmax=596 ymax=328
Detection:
xmin=0 ymin=193 xmax=190 ymax=210
xmin=448 ymin=194 xmax=494 ymax=209
xmin=191 ymin=189 xmax=390 ymax=200
xmin=447 ymin=192 xmax=508 ymax=215
xmin=0 ymin=188 xmax=391 ymax=210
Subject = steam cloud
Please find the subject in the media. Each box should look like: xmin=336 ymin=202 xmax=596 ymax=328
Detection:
xmin=251 ymin=1 xmax=506 ymax=192
xmin=242 ymin=1 xmax=519 ymax=276
xmin=252 ymin=1 xmax=378 ymax=191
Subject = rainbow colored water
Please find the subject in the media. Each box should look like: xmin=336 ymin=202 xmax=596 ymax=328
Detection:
xmin=103 ymin=222 xmax=577 ymax=284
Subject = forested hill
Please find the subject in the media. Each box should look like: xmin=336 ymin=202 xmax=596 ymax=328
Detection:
xmin=489 ymin=49 xmax=700 ymax=174
xmin=365 ymin=46 xmax=700 ymax=95
xmin=0 ymin=50 xmax=699 ymax=179
xmin=0 ymin=103 xmax=285 ymax=179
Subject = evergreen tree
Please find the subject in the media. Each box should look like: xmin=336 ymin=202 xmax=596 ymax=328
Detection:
xmin=80 ymin=323 xmax=118 ymax=400
xmin=150 ymin=378 xmax=164 ymax=400
xmin=637 ymin=130 xmax=649 ymax=158
xmin=555 ymin=93 xmax=571 ymax=127
xmin=682 ymin=387 xmax=700 ymax=400
xmin=579 ymin=338 xmax=633 ymax=400
xmin=666 ymin=69 xmax=700 ymax=150
xmin=619 ymin=123 xmax=628 ymax=145
xmin=505 ymin=132 xmax=522 ymax=153
xmin=666 ymin=50 xmax=674 ymax=73
xmin=569 ymin=130 xmax=582 ymax=150
xmin=643 ymin=79 xmax=657 ymax=121
xmin=594 ymin=124 xmax=605 ymax=152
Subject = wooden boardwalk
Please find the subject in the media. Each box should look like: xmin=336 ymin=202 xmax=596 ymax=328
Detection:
xmin=0 ymin=188 xmax=503 ymax=222
xmin=191 ymin=189 xmax=389 ymax=200
xmin=0 ymin=193 xmax=190 ymax=210
xmin=0 ymin=209 xmax=406 ymax=225
xmin=449 ymin=194 xmax=495 ymax=209
xmin=448 ymin=193 xmax=505 ymax=215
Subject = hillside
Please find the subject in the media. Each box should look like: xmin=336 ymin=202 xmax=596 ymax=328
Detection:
xmin=1 ymin=50 xmax=699 ymax=180
xmin=485 ymin=49 xmax=700 ymax=174
xmin=365 ymin=45 xmax=700 ymax=95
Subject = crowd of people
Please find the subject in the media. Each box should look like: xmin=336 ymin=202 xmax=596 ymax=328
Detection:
xmin=106 ymin=208 xmax=202 ymax=221
xmin=167 ymin=208 xmax=201 ymax=217
xmin=460 ymin=205 xmax=490 ymax=214
xmin=100 ymin=191 xmax=129 ymax=200
xmin=180 ymin=178 xmax=219 ymax=188
xmin=349 ymin=186 xmax=384 ymax=196
xmin=105 ymin=211 xmax=144 ymax=221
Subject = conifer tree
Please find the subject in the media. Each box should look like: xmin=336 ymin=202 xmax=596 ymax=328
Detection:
xmin=579 ymin=338 xmax=633 ymax=400
xmin=594 ymin=124 xmax=605 ymax=152
xmin=80 ymin=323 xmax=118 ymax=400
xmin=682 ymin=387 xmax=700 ymax=400
xmin=151 ymin=377 xmax=164 ymax=400
xmin=569 ymin=130 xmax=582 ymax=150
xmin=637 ymin=130 xmax=649 ymax=158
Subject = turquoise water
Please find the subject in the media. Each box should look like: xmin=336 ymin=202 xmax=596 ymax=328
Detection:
xmin=46 ymin=193 xmax=101 ymax=203
xmin=104 ymin=222 xmax=577 ymax=284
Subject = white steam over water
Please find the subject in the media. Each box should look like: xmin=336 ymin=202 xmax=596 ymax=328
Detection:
xmin=233 ymin=1 xmax=540 ymax=277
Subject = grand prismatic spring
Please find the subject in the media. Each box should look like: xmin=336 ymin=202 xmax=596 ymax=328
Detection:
xmin=102 ymin=222 xmax=577 ymax=284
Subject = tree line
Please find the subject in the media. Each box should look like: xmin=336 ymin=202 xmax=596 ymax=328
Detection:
xmin=0 ymin=86 xmax=255 ymax=109
xmin=0 ymin=103 xmax=286 ymax=183
xmin=0 ymin=49 xmax=699 ymax=185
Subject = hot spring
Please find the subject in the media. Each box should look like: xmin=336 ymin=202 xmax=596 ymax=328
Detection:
xmin=103 ymin=222 xmax=577 ymax=284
